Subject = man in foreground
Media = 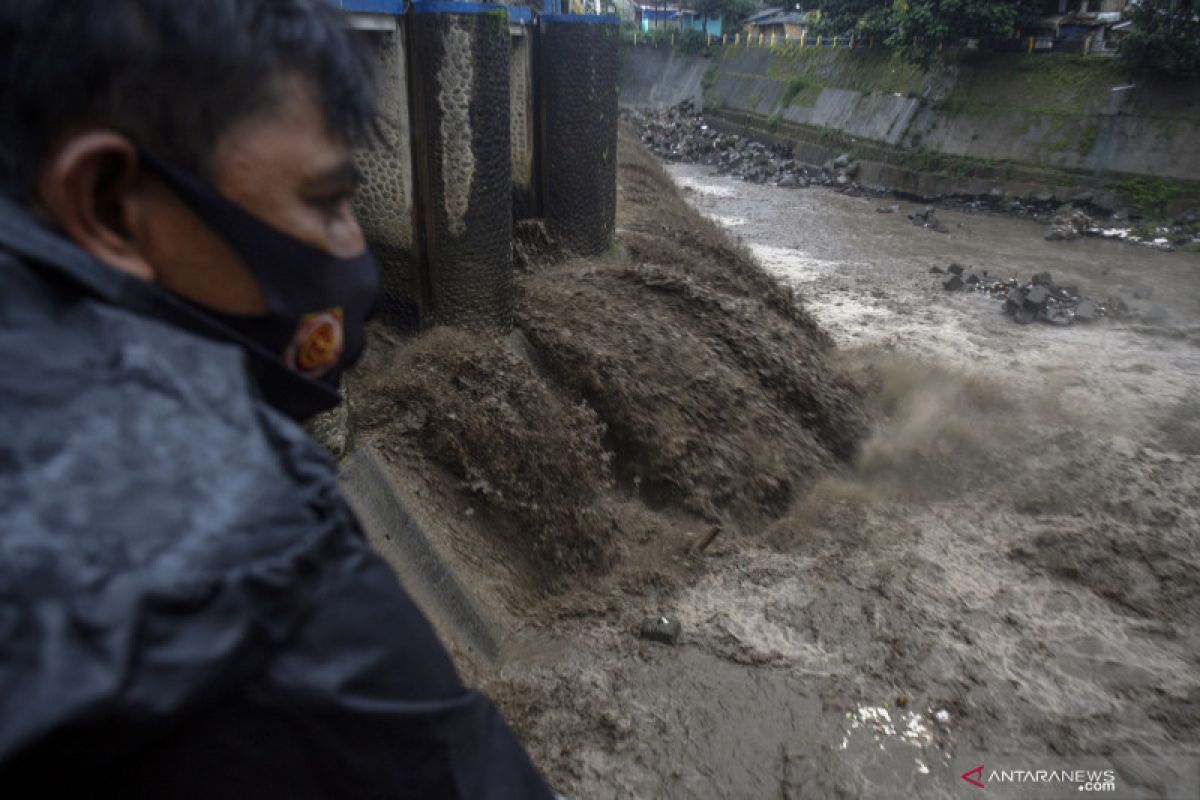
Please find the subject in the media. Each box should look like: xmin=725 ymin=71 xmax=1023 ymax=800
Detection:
xmin=0 ymin=1 xmax=552 ymax=796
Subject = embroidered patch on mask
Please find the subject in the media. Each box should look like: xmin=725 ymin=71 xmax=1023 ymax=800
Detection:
xmin=285 ymin=308 xmax=345 ymax=378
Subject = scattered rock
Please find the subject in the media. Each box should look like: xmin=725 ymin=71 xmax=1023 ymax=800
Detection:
xmin=940 ymin=268 xmax=1113 ymax=327
xmin=624 ymin=103 xmax=806 ymax=187
xmin=1142 ymin=305 xmax=1170 ymax=324
xmin=909 ymin=207 xmax=947 ymax=233
xmin=639 ymin=615 xmax=682 ymax=645
xmin=622 ymin=105 xmax=1200 ymax=255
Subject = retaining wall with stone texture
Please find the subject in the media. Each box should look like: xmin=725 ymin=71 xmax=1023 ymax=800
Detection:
xmin=540 ymin=15 xmax=620 ymax=256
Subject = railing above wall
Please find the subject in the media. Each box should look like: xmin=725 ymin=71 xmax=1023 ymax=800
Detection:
xmin=337 ymin=0 xmax=405 ymax=29
xmin=336 ymin=0 xmax=406 ymax=12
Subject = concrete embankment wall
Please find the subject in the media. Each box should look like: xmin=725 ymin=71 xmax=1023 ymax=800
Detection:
xmin=621 ymin=45 xmax=1200 ymax=211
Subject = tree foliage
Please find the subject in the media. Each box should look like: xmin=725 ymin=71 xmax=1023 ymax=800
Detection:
xmin=812 ymin=0 xmax=1045 ymax=64
xmin=694 ymin=0 xmax=757 ymax=27
xmin=1121 ymin=0 xmax=1200 ymax=76
xmin=889 ymin=0 xmax=1041 ymax=65
xmin=812 ymin=0 xmax=891 ymax=36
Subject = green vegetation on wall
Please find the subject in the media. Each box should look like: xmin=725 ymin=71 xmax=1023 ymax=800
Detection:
xmin=1110 ymin=176 xmax=1185 ymax=219
xmin=945 ymin=53 xmax=1127 ymax=118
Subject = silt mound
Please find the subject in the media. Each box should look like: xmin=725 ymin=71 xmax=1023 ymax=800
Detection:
xmin=349 ymin=122 xmax=865 ymax=575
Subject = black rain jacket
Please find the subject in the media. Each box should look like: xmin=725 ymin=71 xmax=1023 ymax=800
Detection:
xmin=0 ymin=194 xmax=553 ymax=799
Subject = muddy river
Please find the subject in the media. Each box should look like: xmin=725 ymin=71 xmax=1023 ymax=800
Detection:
xmin=496 ymin=169 xmax=1200 ymax=799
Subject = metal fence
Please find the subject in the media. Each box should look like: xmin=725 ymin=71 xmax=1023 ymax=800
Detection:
xmin=624 ymin=30 xmax=1122 ymax=56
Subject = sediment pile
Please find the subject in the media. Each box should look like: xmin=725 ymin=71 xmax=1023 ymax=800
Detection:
xmin=349 ymin=122 xmax=865 ymax=576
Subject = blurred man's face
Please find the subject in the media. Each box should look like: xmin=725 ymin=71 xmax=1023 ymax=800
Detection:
xmin=36 ymin=73 xmax=365 ymax=316
xmin=138 ymin=73 xmax=366 ymax=314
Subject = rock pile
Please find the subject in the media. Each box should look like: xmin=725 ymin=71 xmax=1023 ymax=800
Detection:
xmin=623 ymin=105 xmax=1200 ymax=253
xmin=1045 ymin=204 xmax=1200 ymax=252
xmin=933 ymin=265 xmax=1114 ymax=326
xmin=623 ymin=104 xmax=854 ymax=190
xmin=909 ymin=206 xmax=948 ymax=233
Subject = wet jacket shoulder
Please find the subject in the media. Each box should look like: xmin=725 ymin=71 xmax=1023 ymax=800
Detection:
xmin=0 ymin=201 xmax=551 ymax=799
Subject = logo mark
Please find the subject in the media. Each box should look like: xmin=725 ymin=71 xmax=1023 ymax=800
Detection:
xmin=962 ymin=764 xmax=986 ymax=789
xmin=285 ymin=307 xmax=344 ymax=378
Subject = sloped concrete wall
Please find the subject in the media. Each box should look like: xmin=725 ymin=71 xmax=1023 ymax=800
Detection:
xmin=619 ymin=45 xmax=708 ymax=110
xmin=621 ymin=45 xmax=1200 ymax=183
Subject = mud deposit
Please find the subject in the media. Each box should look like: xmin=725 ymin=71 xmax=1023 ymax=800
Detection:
xmin=351 ymin=129 xmax=1199 ymax=798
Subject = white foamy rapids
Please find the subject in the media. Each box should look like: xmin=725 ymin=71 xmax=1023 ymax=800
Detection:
xmin=748 ymin=243 xmax=855 ymax=281
xmin=839 ymin=703 xmax=951 ymax=776
xmin=673 ymin=175 xmax=739 ymax=198
xmin=675 ymin=562 xmax=840 ymax=669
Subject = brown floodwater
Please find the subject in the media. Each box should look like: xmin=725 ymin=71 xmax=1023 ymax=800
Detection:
xmin=479 ymin=165 xmax=1200 ymax=800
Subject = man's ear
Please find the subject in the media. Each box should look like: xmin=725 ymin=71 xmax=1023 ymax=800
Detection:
xmin=35 ymin=131 xmax=157 ymax=280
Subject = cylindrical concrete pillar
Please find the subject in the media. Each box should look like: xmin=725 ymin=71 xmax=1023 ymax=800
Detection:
xmin=538 ymin=14 xmax=619 ymax=256
xmin=410 ymin=2 xmax=513 ymax=332
xmin=351 ymin=23 xmax=422 ymax=330
xmin=508 ymin=8 xmax=538 ymax=220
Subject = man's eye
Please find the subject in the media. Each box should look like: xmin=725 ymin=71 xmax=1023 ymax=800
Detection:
xmin=309 ymin=192 xmax=354 ymax=212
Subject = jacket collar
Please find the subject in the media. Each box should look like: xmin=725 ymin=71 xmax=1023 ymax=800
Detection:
xmin=0 ymin=192 xmax=152 ymax=310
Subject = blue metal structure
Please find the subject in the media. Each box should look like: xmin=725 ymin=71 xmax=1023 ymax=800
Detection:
xmin=335 ymin=0 xmax=406 ymax=13
xmin=507 ymin=5 xmax=534 ymax=24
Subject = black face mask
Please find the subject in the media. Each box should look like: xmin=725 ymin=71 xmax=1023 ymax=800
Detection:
xmin=137 ymin=148 xmax=381 ymax=422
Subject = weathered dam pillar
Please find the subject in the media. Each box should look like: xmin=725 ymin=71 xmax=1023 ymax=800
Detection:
xmin=350 ymin=20 xmax=422 ymax=330
xmin=508 ymin=7 xmax=538 ymax=220
xmin=409 ymin=1 xmax=513 ymax=332
xmin=538 ymin=13 xmax=620 ymax=256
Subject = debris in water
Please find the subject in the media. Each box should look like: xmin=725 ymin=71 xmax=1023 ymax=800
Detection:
xmin=695 ymin=525 xmax=723 ymax=553
xmin=640 ymin=615 xmax=682 ymax=645
xmin=936 ymin=266 xmax=1122 ymax=327
xmin=934 ymin=709 xmax=951 ymax=724
xmin=908 ymin=206 xmax=948 ymax=233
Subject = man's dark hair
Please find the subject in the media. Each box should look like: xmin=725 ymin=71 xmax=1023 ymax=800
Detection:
xmin=0 ymin=0 xmax=377 ymax=200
